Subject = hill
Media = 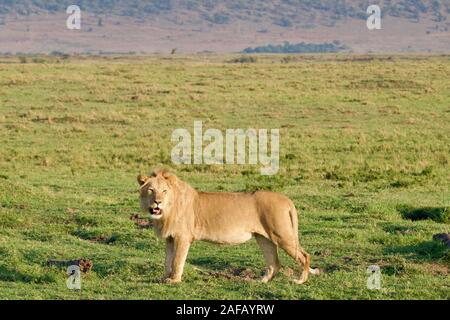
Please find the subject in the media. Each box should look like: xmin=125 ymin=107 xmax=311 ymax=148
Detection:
xmin=0 ymin=0 xmax=449 ymax=53
xmin=2 ymin=0 xmax=450 ymax=25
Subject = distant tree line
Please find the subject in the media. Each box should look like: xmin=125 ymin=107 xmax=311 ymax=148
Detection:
xmin=241 ymin=41 xmax=350 ymax=54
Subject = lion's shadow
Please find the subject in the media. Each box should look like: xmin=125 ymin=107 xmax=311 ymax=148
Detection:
xmin=383 ymin=240 xmax=448 ymax=262
xmin=189 ymin=257 xmax=260 ymax=280
xmin=190 ymin=256 xmax=235 ymax=270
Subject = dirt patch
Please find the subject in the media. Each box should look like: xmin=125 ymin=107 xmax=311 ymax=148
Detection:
xmin=415 ymin=263 xmax=448 ymax=276
xmin=47 ymin=258 xmax=93 ymax=273
xmin=130 ymin=214 xmax=153 ymax=229
xmin=88 ymin=235 xmax=117 ymax=244
xmin=195 ymin=266 xmax=258 ymax=281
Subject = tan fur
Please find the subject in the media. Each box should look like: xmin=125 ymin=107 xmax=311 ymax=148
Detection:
xmin=137 ymin=169 xmax=315 ymax=284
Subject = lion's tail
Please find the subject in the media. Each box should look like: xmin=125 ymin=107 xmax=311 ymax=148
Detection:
xmin=289 ymin=203 xmax=320 ymax=276
xmin=288 ymin=203 xmax=299 ymax=247
xmin=288 ymin=203 xmax=300 ymax=265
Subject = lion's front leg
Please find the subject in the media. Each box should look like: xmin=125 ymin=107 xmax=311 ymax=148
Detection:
xmin=163 ymin=237 xmax=175 ymax=281
xmin=165 ymin=237 xmax=191 ymax=284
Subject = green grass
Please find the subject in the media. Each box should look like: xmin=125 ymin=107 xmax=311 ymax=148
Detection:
xmin=0 ymin=54 xmax=449 ymax=300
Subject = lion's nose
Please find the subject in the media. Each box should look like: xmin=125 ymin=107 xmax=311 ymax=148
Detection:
xmin=154 ymin=200 xmax=162 ymax=205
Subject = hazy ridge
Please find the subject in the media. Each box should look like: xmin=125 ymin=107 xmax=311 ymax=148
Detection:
xmin=1 ymin=0 xmax=450 ymax=53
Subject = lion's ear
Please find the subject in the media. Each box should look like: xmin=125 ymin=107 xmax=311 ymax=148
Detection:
xmin=137 ymin=174 xmax=149 ymax=186
xmin=162 ymin=171 xmax=178 ymax=187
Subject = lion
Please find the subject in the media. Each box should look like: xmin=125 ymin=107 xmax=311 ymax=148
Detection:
xmin=137 ymin=169 xmax=319 ymax=284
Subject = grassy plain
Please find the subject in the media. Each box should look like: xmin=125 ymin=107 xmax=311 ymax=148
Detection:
xmin=0 ymin=54 xmax=449 ymax=299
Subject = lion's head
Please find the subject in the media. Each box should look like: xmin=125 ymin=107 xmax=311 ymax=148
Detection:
xmin=137 ymin=169 xmax=177 ymax=220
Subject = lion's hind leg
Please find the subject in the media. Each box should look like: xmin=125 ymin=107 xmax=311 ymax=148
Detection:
xmin=255 ymin=234 xmax=281 ymax=283
xmin=278 ymin=239 xmax=310 ymax=285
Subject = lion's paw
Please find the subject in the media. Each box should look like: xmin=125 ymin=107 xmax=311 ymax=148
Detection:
xmin=163 ymin=277 xmax=182 ymax=284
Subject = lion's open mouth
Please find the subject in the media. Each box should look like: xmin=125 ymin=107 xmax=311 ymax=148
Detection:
xmin=149 ymin=207 xmax=162 ymax=216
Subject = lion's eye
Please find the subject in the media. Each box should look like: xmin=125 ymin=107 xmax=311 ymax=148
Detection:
xmin=163 ymin=190 xmax=167 ymax=194
xmin=148 ymin=189 xmax=154 ymax=194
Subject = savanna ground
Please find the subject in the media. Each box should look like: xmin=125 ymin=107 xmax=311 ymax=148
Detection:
xmin=0 ymin=54 xmax=449 ymax=300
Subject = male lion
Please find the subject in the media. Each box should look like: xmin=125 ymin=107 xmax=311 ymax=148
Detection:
xmin=137 ymin=169 xmax=318 ymax=284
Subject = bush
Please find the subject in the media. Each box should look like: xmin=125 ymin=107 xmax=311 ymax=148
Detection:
xmin=227 ymin=56 xmax=258 ymax=63
xmin=50 ymin=51 xmax=70 ymax=59
xmin=32 ymin=57 xmax=46 ymax=63
xmin=274 ymin=17 xmax=292 ymax=27
xmin=398 ymin=205 xmax=449 ymax=223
